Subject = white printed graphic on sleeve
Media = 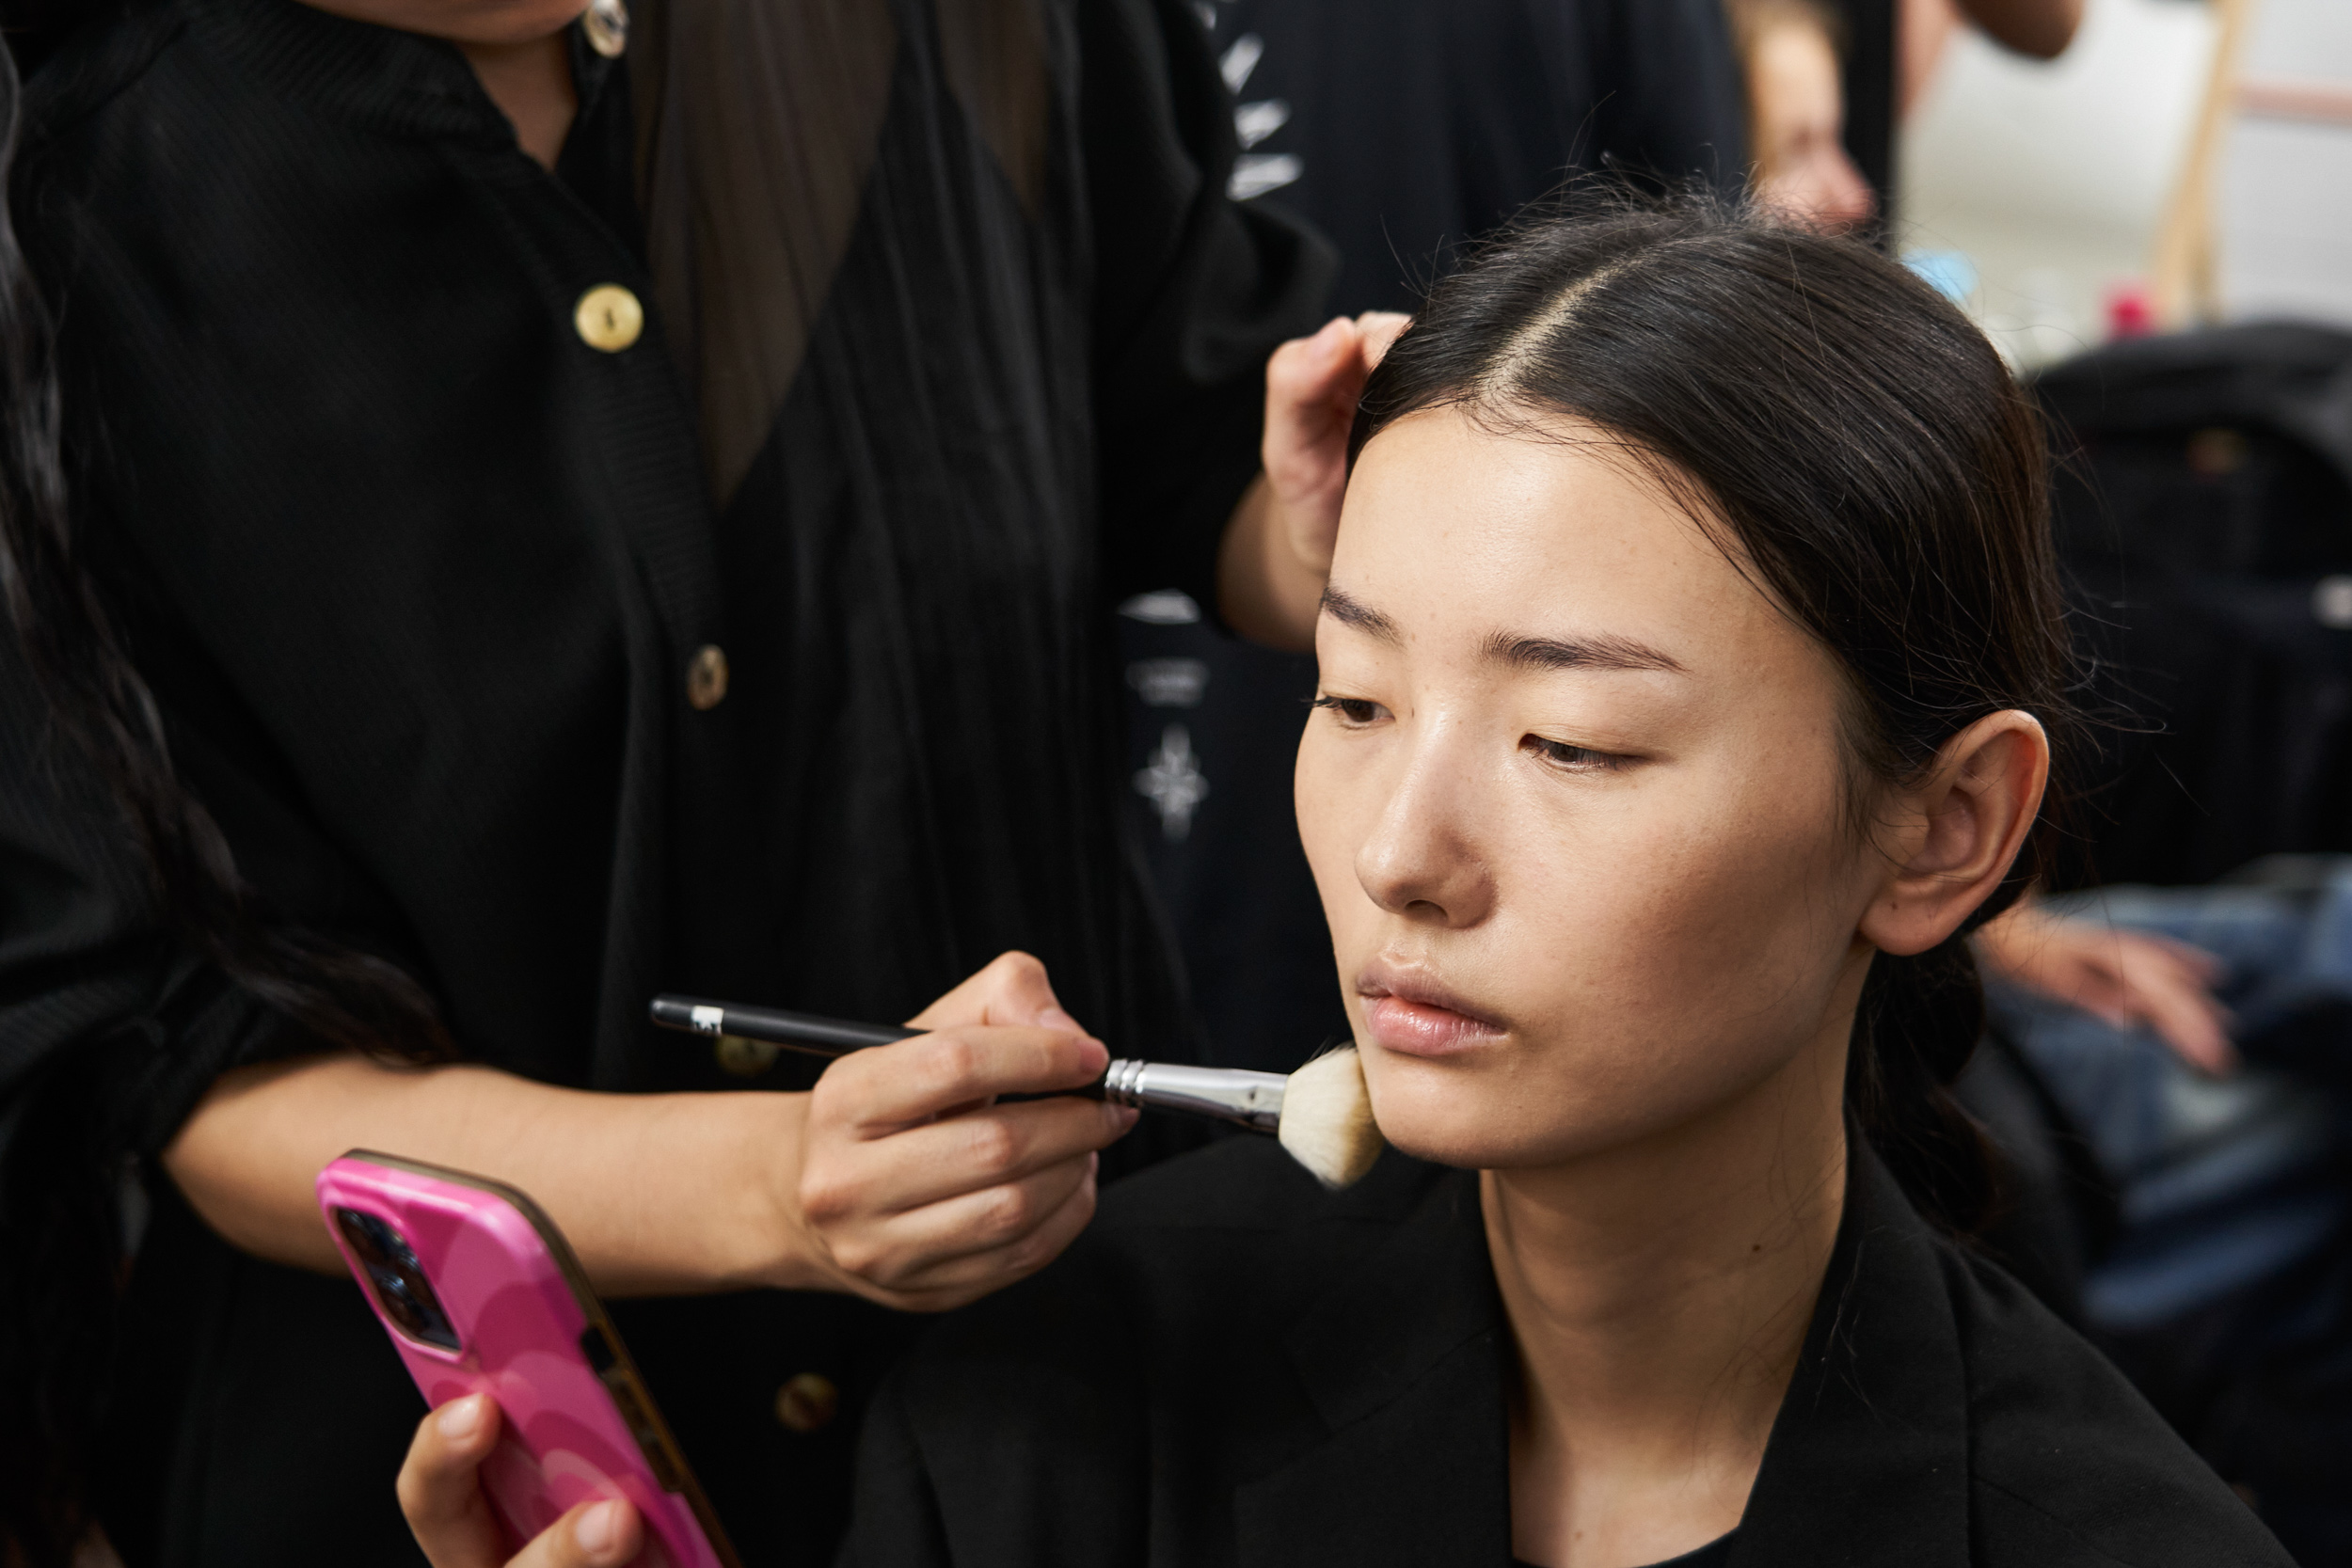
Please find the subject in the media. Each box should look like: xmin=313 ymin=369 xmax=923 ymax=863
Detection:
xmin=1213 ymin=26 xmax=1301 ymax=200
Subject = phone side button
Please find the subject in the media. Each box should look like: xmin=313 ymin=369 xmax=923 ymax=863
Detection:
xmin=578 ymin=1324 xmax=618 ymax=1374
xmin=604 ymin=1379 xmax=686 ymax=1491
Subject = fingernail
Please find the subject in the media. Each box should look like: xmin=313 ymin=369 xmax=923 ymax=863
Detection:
xmin=576 ymin=1498 xmax=625 ymax=1555
xmin=437 ymin=1396 xmax=483 ymax=1442
xmin=1040 ymin=1006 xmax=1082 ymax=1034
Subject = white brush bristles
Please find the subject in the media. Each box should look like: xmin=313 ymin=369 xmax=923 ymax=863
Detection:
xmin=1276 ymin=1045 xmax=1383 ymax=1189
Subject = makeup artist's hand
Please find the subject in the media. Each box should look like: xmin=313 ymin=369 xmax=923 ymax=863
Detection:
xmin=167 ymin=961 xmax=1126 ymax=1307
xmin=1218 ymin=310 xmax=1410 ymax=651
xmin=785 ymin=951 xmax=1139 ymax=1311
xmin=400 ymin=1395 xmax=642 ymax=1568
xmin=1263 ymin=309 xmax=1409 ymax=571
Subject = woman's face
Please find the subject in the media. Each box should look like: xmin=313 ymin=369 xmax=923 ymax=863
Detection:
xmin=1296 ymin=408 xmax=1887 ymax=1170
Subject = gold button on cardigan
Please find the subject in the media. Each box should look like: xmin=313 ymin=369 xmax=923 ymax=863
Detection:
xmin=573 ymin=284 xmax=644 ymax=352
xmin=686 ymin=643 xmax=729 ymax=709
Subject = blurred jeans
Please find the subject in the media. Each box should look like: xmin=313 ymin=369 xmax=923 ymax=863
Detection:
xmin=1987 ymin=858 xmax=2352 ymax=1333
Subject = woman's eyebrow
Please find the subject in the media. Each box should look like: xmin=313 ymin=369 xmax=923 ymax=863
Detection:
xmin=1318 ymin=583 xmax=1403 ymax=643
xmin=1483 ymin=631 xmax=1685 ymax=673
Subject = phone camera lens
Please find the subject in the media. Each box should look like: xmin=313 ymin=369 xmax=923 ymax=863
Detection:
xmin=333 ymin=1207 xmax=462 ymax=1352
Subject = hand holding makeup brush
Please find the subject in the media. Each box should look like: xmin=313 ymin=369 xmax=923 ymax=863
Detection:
xmin=788 ymin=952 xmax=1139 ymax=1311
xmin=656 ymin=986 xmax=1383 ymax=1190
xmin=163 ymin=952 xmax=1137 ymax=1318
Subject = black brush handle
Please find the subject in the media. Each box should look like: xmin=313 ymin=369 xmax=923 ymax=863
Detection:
xmin=648 ymin=996 xmax=1106 ymax=1101
xmin=649 ymin=995 xmax=917 ymax=1057
xmin=652 ymin=992 xmax=1289 ymax=1131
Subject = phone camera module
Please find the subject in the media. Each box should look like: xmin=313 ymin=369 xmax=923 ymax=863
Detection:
xmin=334 ymin=1207 xmax=462 ymax=1352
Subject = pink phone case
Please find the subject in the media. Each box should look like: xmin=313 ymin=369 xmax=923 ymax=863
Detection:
xmin=316 ymin=1152 xmax=739 ymax=1568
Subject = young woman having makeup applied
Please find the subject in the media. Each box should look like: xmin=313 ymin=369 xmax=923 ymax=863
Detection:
xmin=398 ymin=198 xmax=2290 ymax=1567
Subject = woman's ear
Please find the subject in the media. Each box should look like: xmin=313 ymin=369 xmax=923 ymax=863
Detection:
xmin=1856 ymin=710 xmax=2049 ymax=958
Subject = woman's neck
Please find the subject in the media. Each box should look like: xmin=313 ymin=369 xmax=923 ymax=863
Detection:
xmin=1487 ymin=1025 xmax=1850 ymax=1568
xmin=458 ymin=31 xmax=579 ymax=170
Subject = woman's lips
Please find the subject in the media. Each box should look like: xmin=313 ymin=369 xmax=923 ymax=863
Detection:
xmin=1358 ymin=970 xmax=1508 ymax=1057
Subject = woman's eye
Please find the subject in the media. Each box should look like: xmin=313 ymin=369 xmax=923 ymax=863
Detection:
xmin=1522 ymin=735 xmax=1625 ymax=770
xmin=1311 ymin=694 xmax=1388 ymax=726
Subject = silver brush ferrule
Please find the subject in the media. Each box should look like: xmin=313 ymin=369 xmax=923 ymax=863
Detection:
xmin=1099 ymin=1059 xmax=1287 ymax=1133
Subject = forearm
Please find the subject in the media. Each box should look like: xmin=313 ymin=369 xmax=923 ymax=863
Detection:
xmin=163 ymin=1053 xmax=814 ymax=1296
xmin=1216 ymin=473 xmax=1326 ymax=651
xmin=1960 ymin=0 xmax=2082 ymax=59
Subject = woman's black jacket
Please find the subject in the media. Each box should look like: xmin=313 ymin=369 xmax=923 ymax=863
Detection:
xmin=0 ymin=0 xmax=1328 ymax=1560
xmin=844 ymin=1136 xmax=2294 ymax=1567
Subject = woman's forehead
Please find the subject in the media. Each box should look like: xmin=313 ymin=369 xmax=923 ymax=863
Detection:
xmin=1332 ymin=409 xmax=1787 ymax=671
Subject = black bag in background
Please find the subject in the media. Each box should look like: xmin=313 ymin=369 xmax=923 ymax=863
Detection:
xmin=2035 ymin=324 xmax=2352 ymax=890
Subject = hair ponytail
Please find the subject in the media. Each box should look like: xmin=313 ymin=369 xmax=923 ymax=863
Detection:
xmin=1850 ymin=937 xmax=1996 ymax=1235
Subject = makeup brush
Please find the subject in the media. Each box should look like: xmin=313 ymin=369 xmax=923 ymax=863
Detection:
xmin=649 ymin=994 xmax=1384 ymax=1189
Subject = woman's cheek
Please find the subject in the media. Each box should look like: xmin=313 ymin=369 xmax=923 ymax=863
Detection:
xmin=1295 ymin=735 xmax=1372 ymax=938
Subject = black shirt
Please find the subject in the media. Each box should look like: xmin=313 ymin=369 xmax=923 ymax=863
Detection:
xmin=1203 ymin=0 xmax=1747 ymax=314
xmin=3 ymin=0 xmax=1329 ymax=1560
xmin=842 ymin=1135 xmax=2292 ymax=1566
xmin=1827 ymin=0 xmax=1897 ymax=225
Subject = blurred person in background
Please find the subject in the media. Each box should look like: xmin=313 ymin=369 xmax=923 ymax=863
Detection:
xmin=1979 ymin=863 xmax=2352 ymax=1564
xmin=1728 ymin=0 xmax=1877 ymax=230
xmin=1120 ymin=0 xmax=1749 ymax=1078
xmin=1982 ymin=325 xmax=2352 ymax=1563
xmin=0 ymin=0 xmax=1373 ymax=1561
xmin=1823 ymin=0 xmax=2082 ymax=228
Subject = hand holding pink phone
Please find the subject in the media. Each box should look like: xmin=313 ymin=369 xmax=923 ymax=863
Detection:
xmin=317 ymin=1152 xmax=739 ymax=1568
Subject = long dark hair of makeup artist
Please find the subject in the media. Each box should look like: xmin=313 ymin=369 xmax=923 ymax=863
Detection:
xmin=0 ymin=50 xmax=447 ymax=1566
xmin=1352 ymin=195 xmax=2078 ymax=1235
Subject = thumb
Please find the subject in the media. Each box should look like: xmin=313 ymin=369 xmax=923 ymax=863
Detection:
xmin=508 ymin=1498 xmax=643 ymax=1568
xmin=1266 ymin=318 xmax=1353 ymax=409
xmin=1353 ymin=310 xmax=1410 ymax=372
xmin=1263 ymin=320 xmax=1364 ymax=494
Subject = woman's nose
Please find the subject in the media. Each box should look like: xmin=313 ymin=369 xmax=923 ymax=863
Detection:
xmin=1352 ymin=736 xmax=1496 ymax=928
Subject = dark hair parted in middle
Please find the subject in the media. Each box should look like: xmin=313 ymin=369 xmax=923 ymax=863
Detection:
xmin=1349 ymin=196 xmax=2081 ymax=1234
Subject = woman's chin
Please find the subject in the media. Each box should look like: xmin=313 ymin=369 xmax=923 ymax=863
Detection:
xmin=1362 ymin=1063 xmax=1574 ymax=1171
xmin=1363 ymin=1048 xmax=1706 ymax=1173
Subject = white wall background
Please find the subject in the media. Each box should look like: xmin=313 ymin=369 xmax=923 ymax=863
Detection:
xmin=1899 ymin=0 xmax=2352 ymax=366
xmin=2219 ymin=0 xmax=2352 ymax=325
xmin=1899 ymin=0 xmax=2217 ymax=367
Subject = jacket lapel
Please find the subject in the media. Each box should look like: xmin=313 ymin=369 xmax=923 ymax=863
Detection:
xmin=1730 ymin=1144 xmax=1974 ymax=1567
xmin=1232 ymin=1142 xmax=1975 ymax=1568
xmin=1234 ymin=1169 xmax=1516 ymax=1568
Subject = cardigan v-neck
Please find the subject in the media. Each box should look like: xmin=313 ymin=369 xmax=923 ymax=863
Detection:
xmin=1514 ymin=1533 xmax=1736 ymax=1568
